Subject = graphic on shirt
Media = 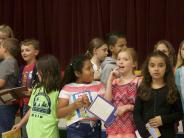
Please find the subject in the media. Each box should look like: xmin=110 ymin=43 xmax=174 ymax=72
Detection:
xmin=32 ymin=92 xmax=51 ymax=115
xmin=66 ymin=90 xmax=97 ymax=126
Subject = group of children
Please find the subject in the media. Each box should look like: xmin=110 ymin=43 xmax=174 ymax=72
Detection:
xmin=0 ymin=25 xmax=184 ymax=138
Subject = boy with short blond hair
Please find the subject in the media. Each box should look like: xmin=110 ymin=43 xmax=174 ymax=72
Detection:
xmin=18 ymin=39 xmax=39 ymax=138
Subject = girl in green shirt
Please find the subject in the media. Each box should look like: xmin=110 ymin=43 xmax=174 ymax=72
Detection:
xmin=12 ymin=55 xmax=62 ymax=138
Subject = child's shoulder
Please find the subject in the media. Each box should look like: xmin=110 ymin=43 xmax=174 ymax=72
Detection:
xmin=113 ymin=76 xmax=142 ymax=84
xmin=0 ymin=58 xmax=17 ymax=69
xmin=61 ymin=81 xmax=104 ymax=92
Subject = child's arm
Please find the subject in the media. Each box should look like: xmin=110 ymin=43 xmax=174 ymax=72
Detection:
xmin=160 ymin=96 xmax=183 ymax=125
xmin=0 ymin=79 xmax=5 ymax=88
xmin=175 ymin=69 xmax=181 ymax=92
xmin=57 ymin=98 xmax=83 ymax=118
xmin=133 ymin=96 xmax=151 ymax=138
xmin=104 ymin=71 xmax=114 ymax=101
xmin=12 ymin=109 xmax=31 ymax=131
xmin=104 ymin=69 xmax=119 ymax=101
xmin=116 ymin=104 xmax=134 ymax=116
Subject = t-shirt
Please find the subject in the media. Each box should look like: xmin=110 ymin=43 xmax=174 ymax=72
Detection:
xmin=59 ymin=81 xmax=105 ymax=122
xmin=26 ymin=87 xmax=59 ymax=138
xmin=21 ymin=63 xmax=35 ymax=88
xmin=21 ymin=63 xmax=35 ymax=105
xmin=0 ymin=58 xmax=18 ymax=104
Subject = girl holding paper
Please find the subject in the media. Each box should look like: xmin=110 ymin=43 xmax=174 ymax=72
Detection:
xmin=105 ymin=48 xmax=141 ymax=138
xmin=57 ymin=55 xmax=105 ymax=138
xmin=133 ymin=51 xmax=183 ymax=138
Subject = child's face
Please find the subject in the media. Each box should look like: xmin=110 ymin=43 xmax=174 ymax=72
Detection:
xmin=21 ymin=44 xmax=39 ymax=63
xmin=148 ymin=56 xmax=166 ymax=81
xmin=77 ymin=60 xmax=94 ymax=83
xmin=180 ymin=44 xmax=184 ymax=59
xmin=0 ymin=31 xmax=9 ymax=45
xmin=95 ymin=44 xmax=108 ymax=62
xmin=156 ymin=44 xmax=169 ymax=56
xmin=110 ymin=38 xmax=127 ymax=57
xmin=116 ymin=51 xmax=135 ymax=75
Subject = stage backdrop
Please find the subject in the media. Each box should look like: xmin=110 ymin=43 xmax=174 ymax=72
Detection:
xmin=0 ymin=0 xmax=184 ymax=68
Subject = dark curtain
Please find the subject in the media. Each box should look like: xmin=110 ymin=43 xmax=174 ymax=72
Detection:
xmin=0 ymin=0 xmax=184 ymax=68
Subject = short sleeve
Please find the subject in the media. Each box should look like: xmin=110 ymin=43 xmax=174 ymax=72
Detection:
xmin=28 ymin=88 xmax=36 ymax=107
xmin=59 ymin=89 xmax=70 ymax=99
xmin=96 ymin=82 xmax=105 ymax=96
xmin=0 ymin=60 xmax=14 ymax=80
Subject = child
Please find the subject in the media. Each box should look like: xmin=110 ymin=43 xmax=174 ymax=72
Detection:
xmin=101 ymin=32 xmax=127 ymax=86
xmin=57 ymin=55 xmax=105 ymax=138
xmin=18 ymin=39 xmax=39 ymax=138
xmin=0 ymin=25 xmax=14 ymax=45
xmin=12 ymin=55 xmax=62 ymax=138
xmin=175 ymin=40 xmax=184 ymax=126
xmin=86 ymin=37 xmax=108 ymax=80
xmin=175 ymin=40 xmax=184 ymax=69
xmin=154 ymin=40 xmax=176 ymax=68
xmin=0 ymin=38 xmax=19 ymax=136
xmin=133 ymin=51 xmax=183 ymax=138
xmin=105 ymin=48 xmax=140 ymax=138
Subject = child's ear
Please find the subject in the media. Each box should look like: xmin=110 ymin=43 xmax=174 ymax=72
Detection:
xmin=74 ymin=71 xmax=81 ymax=78
xmin=93 ymin=48 xmax=97 ymax=55
xmin=34 ymin=50 xmax=39 ymax=56
xmin=109 ymin=45 xmax=113 ymax=52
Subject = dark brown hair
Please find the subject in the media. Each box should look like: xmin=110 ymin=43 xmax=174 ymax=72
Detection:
xmin=36 ymin=55 xmax=62 ymax=93
xmin=138 ymin=51 xmax=178 ymax=104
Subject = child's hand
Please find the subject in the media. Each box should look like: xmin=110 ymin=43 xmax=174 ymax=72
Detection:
xmin=82 ymin=94 xmax=91 ymax=108
xmin=73 ymin=98 xmax=83 ymax=109
xmin=115 ymin=104 xmax=134 ymax=116
xmin=24 ymin=88 xmax=32 ymax=96
xmin=12 ymin=123 xmax=22 ymax=131
xmin=149 ymin=116 xmax=163 ymax=128
xmin=115 ymin=105 xmax=129 ymax=116
xmin=109 ymin=68 xmax=121 ymax=82
xmin=127 ymin=104 xmax=134 ymax=111
xmin=112 ymin=68 xmax=121 ymax=78
xmin=115 ymin=106 xmax=127 ymax=116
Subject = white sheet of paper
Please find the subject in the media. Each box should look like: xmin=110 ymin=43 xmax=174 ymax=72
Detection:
xmin=89 ymin=96 xmax=114 ymax=121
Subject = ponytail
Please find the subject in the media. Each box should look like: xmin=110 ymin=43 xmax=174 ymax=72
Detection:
xmin=61 ymin=55 xmax=89 ymax=88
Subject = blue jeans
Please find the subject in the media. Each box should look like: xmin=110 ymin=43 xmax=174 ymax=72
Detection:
xmin=0 ymin=104 xmax=18 ymax=137
xmin=67 ymin=121 xmax=101 ymax=138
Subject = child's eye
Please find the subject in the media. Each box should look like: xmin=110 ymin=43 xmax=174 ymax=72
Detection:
xmin=158 ymin=64 xmax=165 ymax=67
xmin=149 ymin=64 xmax=155 ymax=67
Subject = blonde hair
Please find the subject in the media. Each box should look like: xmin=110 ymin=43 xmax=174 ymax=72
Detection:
xmin=118 ymin=48 xmax=138 ymax=70
xmin=0 ymin=25 xmax=14 ymax=38
xmin=176 ymin=40 xmax=184 ymax=68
